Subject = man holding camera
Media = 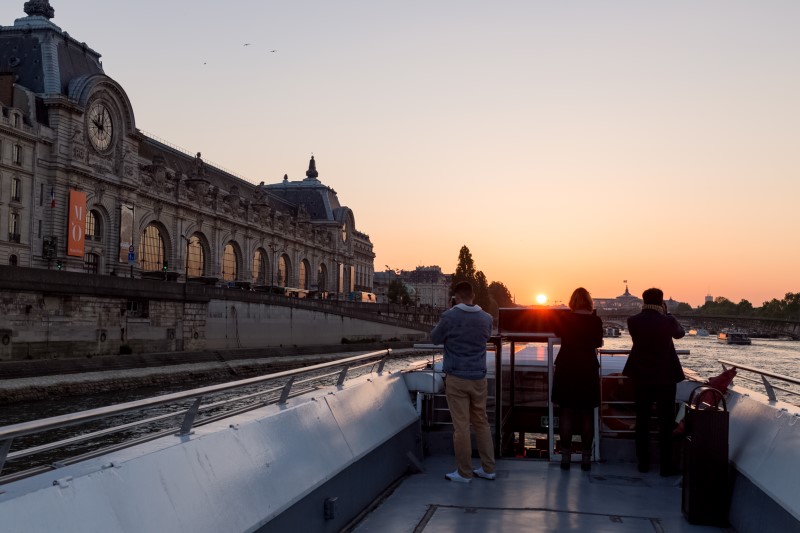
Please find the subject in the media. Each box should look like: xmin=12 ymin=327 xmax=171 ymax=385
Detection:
xmin=624 ymin=287 xmax=686 ymax=476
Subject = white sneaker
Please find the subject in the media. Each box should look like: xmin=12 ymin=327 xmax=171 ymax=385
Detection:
xmin=445 ymin=470 xmax=471 ymax=483
xmin=473 ymin=467 xmax=496 ymax=480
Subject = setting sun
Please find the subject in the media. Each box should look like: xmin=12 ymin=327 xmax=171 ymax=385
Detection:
xmin=535 ymin=294 xmax=548 ymax=305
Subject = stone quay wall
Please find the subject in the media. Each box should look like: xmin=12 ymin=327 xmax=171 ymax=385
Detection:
xmin=0 ymin=266 xmax=430 ymax=361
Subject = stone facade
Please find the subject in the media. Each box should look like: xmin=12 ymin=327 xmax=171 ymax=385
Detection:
xmin=374 ymin=266 xmax=452 ymax=309
xmin=403 ymin=266 xmax=452 ymax=310
xmin=0 ymin=4 xmax=374 ymax=294
xmin=0 ymin=266 xmax=428 ymax=360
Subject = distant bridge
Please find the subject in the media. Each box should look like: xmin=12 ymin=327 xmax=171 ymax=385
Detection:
xmin=598 ymin=311 xmax=800 ymax=340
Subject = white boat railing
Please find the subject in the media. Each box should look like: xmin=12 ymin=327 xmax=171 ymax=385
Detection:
xmin=0 ymin=349 xmax=393 ymax=484
xmin=719 ymin=358 xmax=800 ymax=404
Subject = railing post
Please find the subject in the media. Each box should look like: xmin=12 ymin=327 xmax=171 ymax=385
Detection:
xmin=376 ymin=358 xmax=387 ymax=374
xmin=336 ymin=366 xmax=350 ymax=387
xmin=0 ymin=438 xmax=12 ymax=476
xmin=179 ymin=397 xmax=204 ymax=436
xmin=761 ymin=375 xmax=778 ymax=402
xmin=493 ymin=337 xmax=503 ymax=456
xmin=279 ymin=376 xmax=295 ymax=404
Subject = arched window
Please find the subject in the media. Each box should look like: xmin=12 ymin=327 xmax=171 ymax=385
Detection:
xmin=222 ymin=242 xmax=238 ymax=281
xmin=252 ymin=248 xmax=268 ymax=285
xmin=86 ymin=210 xmax=102 ymax=241
xmin=85 ymin=253 xmax=100 ymax=274
xmin=139 ymin=224 xmax=165 ymax=271
xmin=299 ymin=259 xmax=310 ymax=290
xmin=278 ymin=254 xmax=290 ymax=287
xmin=186 ymin=234 xmax=205 ymax=277
xmin=317 ymin=263 xmax=327 ymax=292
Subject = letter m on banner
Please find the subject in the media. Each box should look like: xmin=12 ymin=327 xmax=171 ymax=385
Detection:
xmin=67 ymin=190 xmax=87 ymax=257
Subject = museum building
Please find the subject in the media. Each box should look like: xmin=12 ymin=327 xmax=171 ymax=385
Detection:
xmin=0 ymin=1 xmax=375 ymax=294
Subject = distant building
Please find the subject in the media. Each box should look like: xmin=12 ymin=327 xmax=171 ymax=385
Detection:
xmin=594 ymin=284 xmax=643 ymax=312
xmin=705 ymin=294 xmax=714 ymax=304
xmin=402 ymin=266 xmax=452 ymax=309
xmin=665 ymin=297 xmax=679 ymax=313
xmin=373 ymin=265 xmax=452 ymax=308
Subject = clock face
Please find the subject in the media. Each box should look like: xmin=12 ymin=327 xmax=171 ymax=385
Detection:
xmin=87 ymin=101 xmax=114 ymax=152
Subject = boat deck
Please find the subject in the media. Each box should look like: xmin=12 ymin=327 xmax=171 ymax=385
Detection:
xmin=353 ymin=456 xmax=733 ymax=532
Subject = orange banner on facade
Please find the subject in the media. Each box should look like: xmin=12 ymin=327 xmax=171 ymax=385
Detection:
xmin=67 ymin=190 xmax=87 ymax=257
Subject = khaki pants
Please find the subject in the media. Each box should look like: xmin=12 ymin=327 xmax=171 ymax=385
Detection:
xmin=445 ymin=375 xmax=496 ymax=478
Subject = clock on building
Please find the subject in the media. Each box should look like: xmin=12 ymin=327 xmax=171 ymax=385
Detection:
xmin=87 ymin=101 xmax=114 ymax=152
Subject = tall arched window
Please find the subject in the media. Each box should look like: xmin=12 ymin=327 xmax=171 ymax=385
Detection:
xmin=317 ymin=263 xmax=327 ymax=292
xmin=86 ymin=210 xmax=102 ymax=241
xmin=186 ymin=234 xmax=205 ymax=277
xmin=299 ymin=259 xmax=310 ymax=290
xmin=222 ymin=242 xmax=238 ymax=281
xmin=278 ymin=254 xmax=290 ymax=287
xmin=252 ymin=248 xmax=268 ymax=285
xmin=139 ymin=224 xmax=165 ymax=271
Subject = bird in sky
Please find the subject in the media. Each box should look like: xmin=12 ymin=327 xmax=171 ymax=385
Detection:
xmin=244 ymin=43 xmax=252 ymax=47
xmin=270 ymin=50 xmax=278 ymax=53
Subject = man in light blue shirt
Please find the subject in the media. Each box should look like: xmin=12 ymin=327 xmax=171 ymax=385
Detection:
xmin=431 ymin=281 xmax=495 ymax=483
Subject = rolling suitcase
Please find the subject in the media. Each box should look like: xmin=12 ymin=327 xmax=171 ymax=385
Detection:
xmin=682 ymin=385 xmax=730 ymax=526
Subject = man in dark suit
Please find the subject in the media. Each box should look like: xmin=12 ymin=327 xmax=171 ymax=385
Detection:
xmin=623 ymin=288 xmax=685 ymax=475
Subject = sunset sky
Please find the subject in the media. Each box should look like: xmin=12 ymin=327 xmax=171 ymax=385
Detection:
xmin=4 ymin=1 xmax=798 ymax=306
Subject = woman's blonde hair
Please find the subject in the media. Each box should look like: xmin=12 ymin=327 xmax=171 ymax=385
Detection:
xmin=568 ymin=287 xmax=593 ymax=311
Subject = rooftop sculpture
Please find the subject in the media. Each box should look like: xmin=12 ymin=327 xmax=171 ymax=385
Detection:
xmin=24 ymin=1 xmax=55 ymax=19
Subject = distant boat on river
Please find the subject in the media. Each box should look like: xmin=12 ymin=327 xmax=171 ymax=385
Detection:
xmin=718 ymin=329 xmax=752 ymax=345
xmin=603 ymin=326 xmax=621 ymax=338
xmin=688 ymin=328 xmax=710 ymax=337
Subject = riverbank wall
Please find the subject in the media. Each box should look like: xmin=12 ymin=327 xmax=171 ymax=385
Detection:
xmin=0 ymin=266 xmax=434 ymax=361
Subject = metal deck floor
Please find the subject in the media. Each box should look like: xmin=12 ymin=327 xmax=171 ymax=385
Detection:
xmin=352 ymin=457 xmax=733 ymax=532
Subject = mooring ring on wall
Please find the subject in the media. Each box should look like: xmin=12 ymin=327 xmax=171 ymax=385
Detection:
xmin=100 ymin=332 xmax=107 ymax=342
xmin=1 ymin=335 xmax=10 ymax=346
xmin=193 ymin=331 xmax=199 ymax=339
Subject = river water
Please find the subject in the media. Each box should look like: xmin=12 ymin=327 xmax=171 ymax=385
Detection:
xmin=604 ymin=333 xmax=800 ymax=401
xmin=2 ymin=337 xmax=798 ymax=426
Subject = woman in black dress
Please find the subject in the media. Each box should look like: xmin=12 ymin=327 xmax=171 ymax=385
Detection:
xmin=552 ymin=287 xmax=604 ymax=470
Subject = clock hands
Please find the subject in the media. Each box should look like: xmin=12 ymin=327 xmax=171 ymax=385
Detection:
xmin=88 ymin=104 xmax=112 ymax=149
